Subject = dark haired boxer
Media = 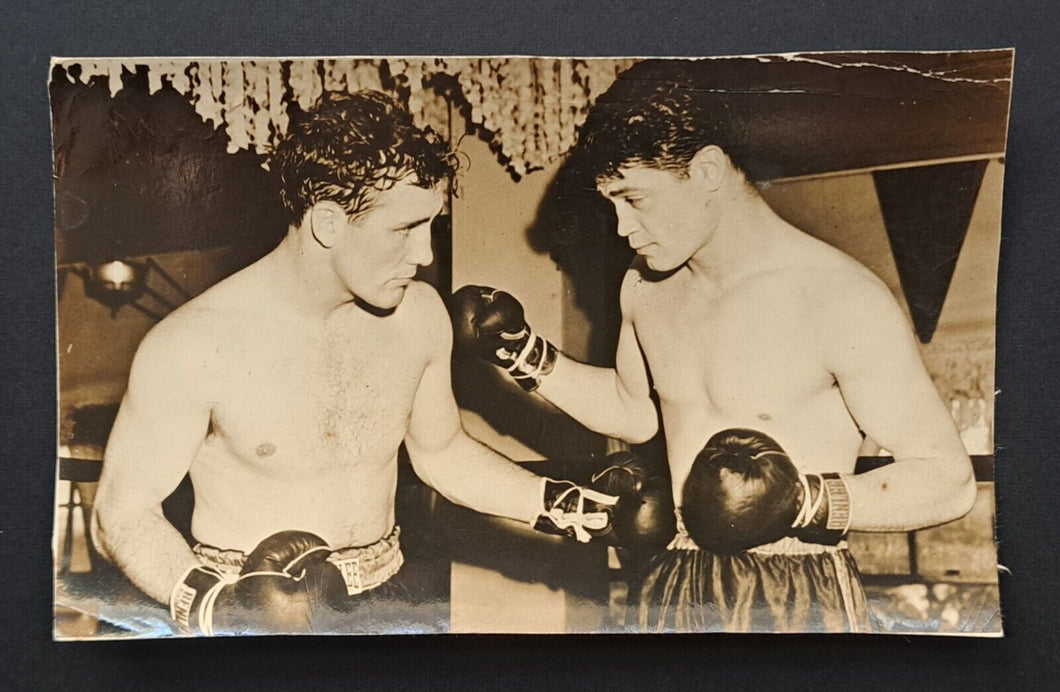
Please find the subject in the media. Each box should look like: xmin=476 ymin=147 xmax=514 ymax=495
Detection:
xmin=451 ymin=64 xmax=976 ymax=632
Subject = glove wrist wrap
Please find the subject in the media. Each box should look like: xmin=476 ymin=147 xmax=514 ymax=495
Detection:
xmin=170 ymin=564 xmax=234 ymax=636
xmin=791 ymin=472 xmax=852 ymax=545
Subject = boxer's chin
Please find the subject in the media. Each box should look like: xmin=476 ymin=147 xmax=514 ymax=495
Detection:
xmin=353 ymin=289 xmax=403 ymax=317
xmin=642 ymin=254 xmax=678 ymax=273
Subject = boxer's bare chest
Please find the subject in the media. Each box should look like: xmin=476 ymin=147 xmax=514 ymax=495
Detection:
xmin=632 ymin=271 xmax=833 ymax=422
xmin=202 ymin=313 xmax=424 ymax=476
xmin=632 ymin=270 xmax=865 ymax=484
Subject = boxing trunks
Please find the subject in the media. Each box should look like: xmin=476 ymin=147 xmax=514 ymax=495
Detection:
xmin=636 ymin=512 xmax=873 ymax=633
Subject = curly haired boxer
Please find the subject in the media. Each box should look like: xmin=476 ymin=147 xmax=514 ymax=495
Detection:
xmin=95 ymin=91 xmax=615 ymax=636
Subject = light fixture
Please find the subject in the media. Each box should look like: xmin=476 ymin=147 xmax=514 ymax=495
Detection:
xmin=71 ymin=257 xmax=193 ymax=320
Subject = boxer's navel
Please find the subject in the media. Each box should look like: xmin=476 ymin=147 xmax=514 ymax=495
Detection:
xmin=757 ymin=412 xmax=772 ymax=421
xmin=255 ymin=442 xmax=277 ymax=457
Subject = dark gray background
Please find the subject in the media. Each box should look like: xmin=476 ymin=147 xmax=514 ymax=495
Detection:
xmin=3 ymin=1 xmax=1058 ymax=689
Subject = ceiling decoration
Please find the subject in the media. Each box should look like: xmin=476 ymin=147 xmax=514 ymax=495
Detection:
xmin=56 ymin=58 xmax=636 ymax=178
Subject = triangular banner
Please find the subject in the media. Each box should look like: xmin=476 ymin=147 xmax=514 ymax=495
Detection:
xmin=873 ymin=160 xmax=988 ymax=343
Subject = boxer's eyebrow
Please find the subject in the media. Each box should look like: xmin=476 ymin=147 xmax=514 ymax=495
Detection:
xmin=606 ymin=186 xmax=648 ymax=202
xmin=397 ymin=216 xmax=432 ymax=230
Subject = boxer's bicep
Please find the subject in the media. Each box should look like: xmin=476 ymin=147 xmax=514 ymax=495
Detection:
xmin=95 ymin=328 xmax=215 ymax=596
xmin=405 ymin=349 xmax=462 ymax=459
xmin=613 ymin=272 xmax=657 ymax=435
xmin=821 ymin=280 xmax=975 ymax=527
xmin=98 ymin=328 xmax=212 ymax=520
xmin=614 ymin=313 xmax=652 ymax=403
xmin=403 ymin=291 xmax=463 ymax=461
xmin=402 ymin=301 xmax=540 ymax=520
xmin=827 ymin=281 xmax=962 ymax=462
xmin=535 ymin=271 xmax=658 ymax=442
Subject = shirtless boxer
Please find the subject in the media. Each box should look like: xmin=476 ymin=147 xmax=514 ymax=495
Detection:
xmin=93 ymin=91 xmax=619 ymax=636
xmin=452 ymin=67 xmax=978 ymax=632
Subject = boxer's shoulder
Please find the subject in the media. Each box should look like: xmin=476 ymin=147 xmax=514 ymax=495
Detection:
xmin=130 ymin=281 xmax=266 ymax=390
xmin=783 ymin=250 xmax=909 ymax=363
xmin=785 ymin=229 xmax=883 ymax=291
xmin=392 ymin=280 xmax=445 ymax=326
xmin=150 ymin=268 xmax=265 ymax=335
xmin=398 ymin=278 xmax=444 ymax=308
xmin=619 ymin=261 xmax=654 ymax=317
xmin=126 ymin=311 xmax=221 ymax=399
xmin=393 ymin=280 xmax=453 ymax=349
xmin=801 ymin=253 xmax=898 ymax=323
xmin=136 ymin=298 xmax=217 ymax=360
xmin=731 ymin=234 xmax=886 ymax=314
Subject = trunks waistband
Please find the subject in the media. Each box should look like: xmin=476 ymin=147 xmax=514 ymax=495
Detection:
xmin=193 ymin=525 xmax=404 ymax=596
xmin=669 ymin=509 xmax=848 ymax=554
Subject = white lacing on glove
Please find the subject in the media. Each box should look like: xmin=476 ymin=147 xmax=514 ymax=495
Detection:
xmin=194 ymin=571 xmax=238 ymax=637
xmin=531 ymin=477 xmax=617 ymax=543
xmin=495 ymin=326 xmax=556 ymax=391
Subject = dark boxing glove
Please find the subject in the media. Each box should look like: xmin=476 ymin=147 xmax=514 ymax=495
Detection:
xmin=449 ymin=285 xmax=558 ymax=392
xmin=170 ymin=531 xmax=338 ymax=635
xmin=681 ymin=428 xmax=852 ymax=554
xmin=590 ymin=451 xmax=676 ymax=555
xmin=531 ymin=478 xmax=618 ymax=543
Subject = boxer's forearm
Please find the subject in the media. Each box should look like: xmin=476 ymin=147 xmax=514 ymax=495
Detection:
xmin=95 ymin=506 xmax=200 ymax=603
xmin=407 ymin=432 xmax=542 ymax=523
xmin=844 ymin=454 xmax=977 ymax=532
xmin=537 ymin=354 xmax=659 ymax=443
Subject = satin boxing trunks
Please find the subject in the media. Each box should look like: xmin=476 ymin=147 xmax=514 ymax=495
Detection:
xmin=636 ymin=512 xmax=874 ymax=633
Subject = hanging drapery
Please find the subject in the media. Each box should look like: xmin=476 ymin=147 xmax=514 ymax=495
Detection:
xmin=57 ymin=58 xmax=637 ymax=177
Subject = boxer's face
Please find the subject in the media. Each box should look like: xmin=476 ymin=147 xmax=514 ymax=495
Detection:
xmin=331 ymin=177 xmax=443 ymax=310
xmin=597 ymin=165 xmax=714 ymax=272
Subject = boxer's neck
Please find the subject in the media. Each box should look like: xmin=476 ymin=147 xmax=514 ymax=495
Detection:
xmin=685 ymin=188 xmax=789 ymax=285
xmin=262 ymin=230 xmax=358 ymax=319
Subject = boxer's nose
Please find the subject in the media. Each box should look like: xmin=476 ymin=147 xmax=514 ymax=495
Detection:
xmin=614 ymin=207 xmax=638 ymax=238
xmin=407 ymin=224 xmax=434 ymax=267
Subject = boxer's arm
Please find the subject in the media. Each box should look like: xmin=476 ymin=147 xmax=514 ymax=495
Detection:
xmin=94 ymin=324 xmax=211 ymax=603
xmin=404 ymin=288 xmax=541 ymax=522
xmin=535 ymin=271 xmax=658 ymax=443
xmin=821 ymin=276 xmax=976 ymax=532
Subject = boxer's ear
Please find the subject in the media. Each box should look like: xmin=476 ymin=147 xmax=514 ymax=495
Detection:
xmin=308 ymin=202 xmax=346 ymax=249
xmin=689 ymin=145 xmax=729 ymax=193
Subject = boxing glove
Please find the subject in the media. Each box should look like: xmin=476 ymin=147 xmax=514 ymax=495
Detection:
xmin=531 ymin=478 xmax=618 ymax=543
xmin=681 ymin=428 xmax=852 ymax=554
xmin=170 ymin=531 xmax=339 ymax=635
xmin=590 ymin=451 xmax=676 ymax=555
xmin=449 ymin=285 xmax=557 ymax=392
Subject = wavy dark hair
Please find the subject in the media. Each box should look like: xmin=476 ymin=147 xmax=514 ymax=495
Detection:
xmin=572 ymin=61 xmax=757 ymax=183
xmin=271 ymin=90 xmax=456 ymax=227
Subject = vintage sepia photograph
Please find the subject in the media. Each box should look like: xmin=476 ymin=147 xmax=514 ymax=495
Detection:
xmin=51 ymin=52 xmax=1011 ymax=638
